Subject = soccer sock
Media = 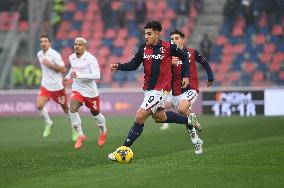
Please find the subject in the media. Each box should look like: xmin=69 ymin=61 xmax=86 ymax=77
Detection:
xmin=39 ymin=108 xmax=53 ymax=125
xmin=186 ymin=124 xmax=194 ymax=130
xmin=70 ymin=112 xmax=84 ymax=136
xmin=93 ymin=113 xmax=107 ymax=133
xmin=164 ymin=111 xmax=188 ymax=124
xmin=123 ymin=122 xmax=144 ymax=147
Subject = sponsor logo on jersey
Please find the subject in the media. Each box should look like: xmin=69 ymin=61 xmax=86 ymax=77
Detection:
xmin=143 ymin=53 xmax=164 ymax=60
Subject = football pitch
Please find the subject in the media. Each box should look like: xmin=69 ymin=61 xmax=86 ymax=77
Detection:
xmin=0 ymin=115 xmax=283 ymax=188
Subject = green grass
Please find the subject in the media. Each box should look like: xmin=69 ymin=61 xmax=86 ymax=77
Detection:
xmin=0 ymin=115 xmax=283 ymax=188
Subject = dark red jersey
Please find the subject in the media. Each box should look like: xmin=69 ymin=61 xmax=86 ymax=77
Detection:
xmin=171 ymin=48 xmax=214 ymax=96
xmin=117 ymin=40 xmax=189 ymax=92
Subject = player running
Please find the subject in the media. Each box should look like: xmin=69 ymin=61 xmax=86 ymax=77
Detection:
xmin=64 ymin=37 xmax=107 ymax=149
xmin=36 ymin=35 xmax=77 ymax=140
xmin=107 ymin=21 xmax=200 ymax=161
xmin=161 ymin=28 xmax=214 ymax=154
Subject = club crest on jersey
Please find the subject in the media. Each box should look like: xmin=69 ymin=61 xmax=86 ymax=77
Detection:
xmin=176 ymin=61 xmax=183 ymax=66
xmin=143 ymin=53 xmax=164 ymax=60
xmin=160 ymin=47 xmax=165 ymax=54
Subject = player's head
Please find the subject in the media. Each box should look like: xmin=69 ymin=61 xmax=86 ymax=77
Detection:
xmin=144 ymin=21 xmax=162 ymax=45
xmin=39 ymin=35 xmax=51 ymax=51
xmin=74 ymin=37 xmax=87 ymax=56
xmin=170 ymin=28 xmax=185 ymax=49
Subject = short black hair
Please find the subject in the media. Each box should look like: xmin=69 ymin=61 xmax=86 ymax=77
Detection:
xmin=144 ymin=21 xmax=162 ymax=32
xmin=40 ymin=35 xmax=51 ymax=42
xmin=170 ymin=28 xmax=185 ymax=38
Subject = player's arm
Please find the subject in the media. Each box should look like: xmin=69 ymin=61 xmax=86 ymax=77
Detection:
xmin=41 ymin=59 xmax=66 ymax=73
xmin=72 ymin=57 xmax=100 ymax=79
xmin=110 ymin=46 xmax=143 ymax=72
xmin=195 ymin=50 xmax=214 ymax=87
xmin=170 ymin=42 xmax=190 ymax=87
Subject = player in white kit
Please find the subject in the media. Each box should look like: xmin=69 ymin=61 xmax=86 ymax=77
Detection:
xmin=64 ymin=37 xmax=107 ymax=149
xmin=36 ymin=35 xmax=77 ymax=140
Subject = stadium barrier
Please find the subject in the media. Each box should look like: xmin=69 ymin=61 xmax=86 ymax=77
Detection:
xmin=0 ymin=87 xmax=283 ymax=116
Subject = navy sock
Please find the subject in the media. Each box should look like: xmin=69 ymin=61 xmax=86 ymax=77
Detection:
xmin=164 ymin=111 xmax=188 ymax=124
xmin=123 ymin=122 xmax=144 ymax=147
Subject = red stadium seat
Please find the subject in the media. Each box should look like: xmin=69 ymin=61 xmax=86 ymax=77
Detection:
xmin=242 ymin=61 xmax=256 ymax=73
xmin=269 ymin=62 xmax=281 ymax=72
xmin=252 ymin=71 xmax=264 ymax=82
xmin=279 ymin=71 xmax=284 ymax=80
xmin=253 ymin=34 xmax=266 ymax=45
xmin=272 ymin=25 xmax=283 ymax=36
xmin=74 ymin=11 xmax=85 ymax=21
xmin=273 ymin=53 xmax=284 ymax=63
xmin=233 ymin=44 xmax=245 ymax=54
xmin=215 ymin=35 xmax=228 ymax=46
xmin=259 ymin=53 xmax=272 ymax=64
xmin=65 ymin=2 xmax=76 ymax=11
xmin=221 ymin=54 xmax=234 ymax=64
xmin=228 ymin=71 xmax=240 ymax=82
xmin=232 ymin=25 xmax=244 ymax=37
xmin=264 ymin=43 xmax=276 ymax=53
xmin=18 ymin=21 xmax=28 ymax=32
xmin=223 ymin=44 xmax=234 ymax=55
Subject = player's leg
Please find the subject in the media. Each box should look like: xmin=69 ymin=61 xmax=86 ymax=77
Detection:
xmin=37 ymin=87 xmax=53 ymax=137
xmin=70 ymin=92 xmax=86 ymax=149
xmin=160 ymin=97 xmax=173 ymax=130
xmin=108 ymin=91 xmax=154 ymax=161
xmin=87 ymin=96 xmax=107 ymax=147
xmin=107 ymin=107 xmax=149 ymax=161
xmin=177 ymin=90 xmax=202 ymax=132
xmin=53 ymin=89 xmax=77 ymax=141
xmin=177 ymin=99 xmax=199 ymax=144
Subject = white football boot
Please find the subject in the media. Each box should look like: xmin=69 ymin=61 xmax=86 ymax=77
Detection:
xmin=107 ymin=152 xmax=116 ymax=161
xmin=187 ymin=127 xmax=199 ymax=144
xmin=160 ymin=123 xmax=169 ymax=130
xmin=194 ymin=138 xmax=203 ymax=155
xmin=188 ymin=113 xmax=202 ymax=132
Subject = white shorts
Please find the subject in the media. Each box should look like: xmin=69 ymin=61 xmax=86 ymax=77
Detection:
xmin=140 ymin=90 xmax=169 ymax=113
xmin=170 ymin=89 xmax=199 ymax=110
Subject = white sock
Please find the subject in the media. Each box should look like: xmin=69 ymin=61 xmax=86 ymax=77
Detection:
xmin=39 ymin=108 xmax=53 ymax=126
xmin=94 ymin=113 xmax=107 ymax=133
xmin=70 ymin=112 xmax=84 ymax=136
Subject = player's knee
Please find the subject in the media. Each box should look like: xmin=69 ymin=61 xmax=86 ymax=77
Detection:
xmin=36 ymin=104 xmax=44 ymax=110
xmin=135 ymin=112 xmax=147 ymax=124
xmin=177 ymin=107 xmax=187 ymax=115
xmin=91 ymin=110 xmax=99 ymax=116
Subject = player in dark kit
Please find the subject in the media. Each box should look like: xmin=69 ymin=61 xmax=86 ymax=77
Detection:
xmin=108 ymin=21 xmax=201 ymax=160
xmin=161 ymin=28 xmax=214 ymax=154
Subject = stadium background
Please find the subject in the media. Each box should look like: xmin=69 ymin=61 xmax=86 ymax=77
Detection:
xmin=0 ymin=1 xmax=283 ymax=188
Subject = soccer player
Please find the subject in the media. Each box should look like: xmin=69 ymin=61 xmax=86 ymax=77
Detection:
xmin=64 ymin=37 xmax=107 ymax=149
xmin=161 ymin=28 xmax=214 ymax=154
xmin=36 ymin=35 xmax=76 ymax=140
xmin=107 ymin=21 xmax=200 ymax=160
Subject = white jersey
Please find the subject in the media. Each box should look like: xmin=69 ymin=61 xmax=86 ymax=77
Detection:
xmin=67 ymin=51 xmax=100 ymax=98
xmin=37 ymin=48 xmax=65 ymax=91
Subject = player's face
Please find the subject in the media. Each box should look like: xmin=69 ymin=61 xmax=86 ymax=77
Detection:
xmin=74 ymin=41 xmax=86 ymax=55
xmin=145 ymin=28 xmax=159 ymax=45
xmin=170 ymin=34 xmax=184 ymax=49
xmin=40 ymin=37 xmax=51 ymax=51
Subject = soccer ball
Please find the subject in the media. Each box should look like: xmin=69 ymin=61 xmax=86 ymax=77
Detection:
xmin=114 ymin=146 xmax=134 ymax=164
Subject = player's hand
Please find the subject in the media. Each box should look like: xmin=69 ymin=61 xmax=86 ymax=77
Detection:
xmin=182 ymin=78 xmax=189 ymax=88
xmin=62 ymin=78 xmax=69 ymax=85
xmin=206 ymin=80 xmax=214 ymax=87
xmin=172 ymin=57 xmax=179 ymax=65
xmin=71 ymin=71 xmax=77 ymax=78
xmin=110 ymin=64 xmax=119 ymax=71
